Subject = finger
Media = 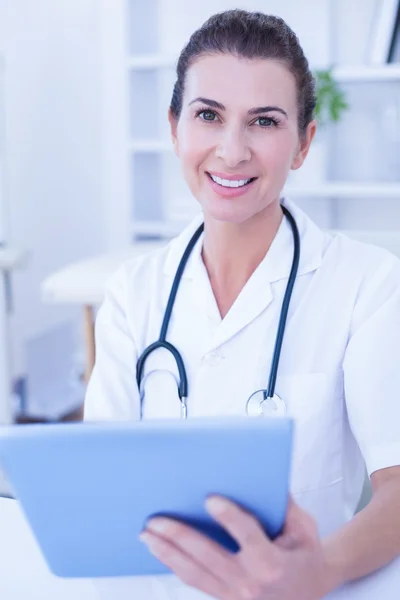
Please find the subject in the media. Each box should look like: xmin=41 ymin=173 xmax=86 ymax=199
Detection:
xmin=276 ymin=496 xmax=319 ymax=549
xmin=140 ymin=529 xmax=232 ymax=599
xmin=205 ymin=496 xmax=279 ymax=566
xmin=145 ymin=516 xmax=245 ymax=586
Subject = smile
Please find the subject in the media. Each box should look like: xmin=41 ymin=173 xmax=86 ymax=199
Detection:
xmin=207 ymin=173 xmax=257 ymax=188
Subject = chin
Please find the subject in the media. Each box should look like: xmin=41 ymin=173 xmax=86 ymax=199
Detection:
xmin=203 ymin=201 xmax=256 ymax=225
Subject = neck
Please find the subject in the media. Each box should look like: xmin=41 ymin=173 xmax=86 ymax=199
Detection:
xmin=201 ymin=201 xmax=284 ymax=318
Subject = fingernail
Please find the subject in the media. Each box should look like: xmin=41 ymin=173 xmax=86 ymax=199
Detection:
xmin=206 ymin=496 xmax=227 ymax=515
xmin=139 ymin=531 xmax=151 ymax=544
xmin=146 ymin=518 xmax=170 ymax=534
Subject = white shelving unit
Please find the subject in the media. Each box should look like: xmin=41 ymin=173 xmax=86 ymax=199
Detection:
xmin=123 ymin=0 xmax=200 ymax=237
xmin=126 ymin=55 xmax=400 ymax=82
xmin=101 ymin=1 xmax=400 ymax=241
xmin=285 ymin=182 xmax=400 ymax=198
xmin=132 ymin=181 xmax=400 ymax=238
xmin=333 ymin=64 xmax=400 ymax=82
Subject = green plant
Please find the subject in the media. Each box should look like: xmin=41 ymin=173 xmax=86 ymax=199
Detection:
xmin=313 ymin=68 xmax=349 ymax=126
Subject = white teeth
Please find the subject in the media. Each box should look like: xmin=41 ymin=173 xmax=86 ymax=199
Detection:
xmin=210 ymin=174 xmax=252 ymax=188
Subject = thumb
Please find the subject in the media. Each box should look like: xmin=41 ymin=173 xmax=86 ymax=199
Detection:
xmin=275 ymin=496 xmax=319 ymax=550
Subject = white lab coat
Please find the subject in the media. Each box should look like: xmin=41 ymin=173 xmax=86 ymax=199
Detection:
xmin=85 ymin=198 xmax=400 ymax=599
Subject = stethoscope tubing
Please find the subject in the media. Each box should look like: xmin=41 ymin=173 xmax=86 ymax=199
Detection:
xmin=136 ymin=204 xmax=300 ymax=415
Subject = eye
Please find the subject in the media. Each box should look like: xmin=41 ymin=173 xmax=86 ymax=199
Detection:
xmin=196 ymin=109 xmax=219 ymax=122
xmin=255 ymin=116 xmax=279 ymax=128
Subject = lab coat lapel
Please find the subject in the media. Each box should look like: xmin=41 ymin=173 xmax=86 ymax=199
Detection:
xmin=206 ymin=215 xmax=292 ymax=352
xmin=203 ymin=199 xmax=325 ymax=352
xmin=163 ymin=213 xmax=278 ymax=347
xmin=208 ymin=275 xmax=275 ymax=351
xmin=163 ymin=199 xmax=324 ymax=353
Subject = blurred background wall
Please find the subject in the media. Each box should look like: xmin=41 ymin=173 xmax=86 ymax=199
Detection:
xmin=1 ymin=0 xmax=106 ymax=417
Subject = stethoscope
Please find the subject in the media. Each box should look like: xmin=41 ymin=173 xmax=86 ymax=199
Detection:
xmin=136 ymin=204 xmax=300 ymax=419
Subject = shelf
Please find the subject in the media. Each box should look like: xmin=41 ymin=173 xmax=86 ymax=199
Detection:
xmin=126 ymin=55 xmax=400 ymax=82
xmin=332 ymin=64 xmax=400 ymax=82
xmin=284 ymin=182 xmax=400 ymax=198
xmin=128 ymin=140 xmax=173 ymax=153
xmin=128 ymin=180 xmax=400 ymax=201
xmin=127 ymin=55 xmax=176 ymax=70
xmin=131 ymin=182 xmax=400 ymax=238
xmin=130 ymin=183 xmax=400 ymax=240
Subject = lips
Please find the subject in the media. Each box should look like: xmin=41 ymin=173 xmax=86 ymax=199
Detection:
xmin=205 ymin=171 xmax=258 ymax=198
xmin=207 ymin=171 xmax=257 ymax=181
xmin=207 ymin=172 xmax=257 ymax=187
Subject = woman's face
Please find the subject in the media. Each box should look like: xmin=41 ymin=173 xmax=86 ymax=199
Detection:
xmin=169 ymin=53 xmax=316 ymax=224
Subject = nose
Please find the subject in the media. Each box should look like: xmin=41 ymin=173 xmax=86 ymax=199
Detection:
xmin=215 ymin=124 xmax=251 ymax=167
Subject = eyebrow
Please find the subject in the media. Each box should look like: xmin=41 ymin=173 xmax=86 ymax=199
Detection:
xmin=189 ymin=97 xmax=288 ymax=118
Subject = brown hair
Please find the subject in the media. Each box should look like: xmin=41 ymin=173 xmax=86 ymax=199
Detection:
xmin=170 ymin=9 xmax=316 ymax=136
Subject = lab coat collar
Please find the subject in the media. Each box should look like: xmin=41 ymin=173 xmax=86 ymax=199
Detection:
xmin=163 ymin=198 xmax=324 ymax=283
xmin=163 ymin=198 xmax=324 ymax=351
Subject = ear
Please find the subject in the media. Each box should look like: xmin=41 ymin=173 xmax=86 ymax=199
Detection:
xmin=168 ymin=108 xmax=179 ymax=156
xmin=291 ymin=120 xmax=317 ymax=171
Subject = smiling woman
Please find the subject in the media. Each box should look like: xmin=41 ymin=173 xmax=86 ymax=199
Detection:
xmin=164 ymin=13 xmax=316 ymax=320
xmin=85 ymin=9 xmax=400 ymax=600
xmin=168 ymin=18 xmax=316 ymax=233
xmin=169 ymin=54 xmax=314 ymax=230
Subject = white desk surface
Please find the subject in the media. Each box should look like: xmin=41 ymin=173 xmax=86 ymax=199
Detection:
xmin=0 ymin=497 xmax=98 ymax=599
xmin=1 ymin=496 xmax=400 ymax=600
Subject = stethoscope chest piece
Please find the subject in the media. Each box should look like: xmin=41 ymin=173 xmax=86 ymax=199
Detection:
xmin=245 ymin=391 xmax=287 ymax=417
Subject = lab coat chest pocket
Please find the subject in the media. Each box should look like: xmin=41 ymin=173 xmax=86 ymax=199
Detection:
xmin=276 ymin=372 xmax=344 ymax=494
